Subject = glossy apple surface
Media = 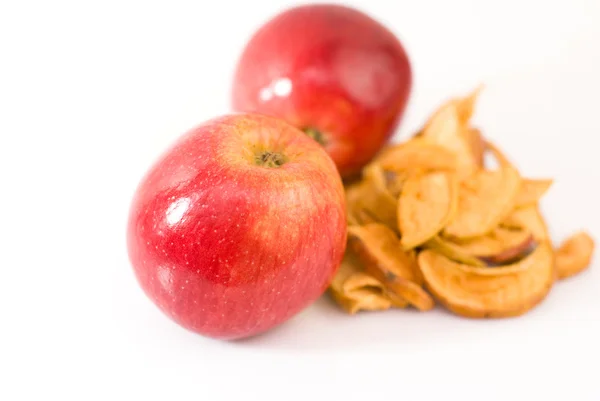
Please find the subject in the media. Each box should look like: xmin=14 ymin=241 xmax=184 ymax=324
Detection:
xmin=231 ymin=4 xmax=412 ymax=178
xmin=127 ymin=113 xmax=347 ymax=340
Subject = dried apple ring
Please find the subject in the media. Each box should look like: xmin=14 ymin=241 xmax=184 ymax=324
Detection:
xmin=329 ymin=251 xmax=392 ymax=314
xmin=444 ymin=167 xmax=521 ymax=239
xmin=514 ymin=179 xmax=553 ymax=208
xmin=398 ymin=172 xmax=458 ymax=249
xmin=502 ymin=205 xmax=549 ymax=241
xmin=418 ymin=242 xmax=555 ymax=318
xmin=424 ymin=236 xmax=486 ymax=267
xmin=375 ymin=140 xmax=458 ymax=174
xmin=345 ymin=178 xmax=396 ymax=229
xmin=449 ymin=227 xmax=532 ymax=258
xmin=462 ymin=127 xmax=485 ymax=168
xmin=555 ymin=232 xmax=595 ymax=280
xmin=421 ymin=101 xmax=478 ymax=178
xmin=347 ymin=224 xmax=434 ymax=311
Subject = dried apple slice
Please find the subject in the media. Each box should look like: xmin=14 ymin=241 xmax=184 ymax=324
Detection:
xmin=330 ymin=288 xmax=392 ymax=314
xmin=435 ymin=227 xmax=534 ymax=265
xmin=417 ymin=86 xmax=482 ymax=133
xmin=555 ymin=232 xmax=595 ymax=280
xmin=485 ymin=140 xmax=514 ymax=169
xmin=341 ymin=253 xmax=408 ymax=308
xmin=418 ymin=242 xmax=555 ymax=318
xmin=462 ymin=127 xmax=485 ymax=168
xmin=455 ymin=85 xmax=483 ymax=124
xmin=450 ymin=227 xmax=532 ymax=257
xmin=480 ymin=236 xmax=535 ymax=266
xmin=346 ymin=177 xmax=397 ymax=230
xmin=362 ymin=163 xmax=397 ymax=206
xmin=514 ymin=179 xmax=553 ymax=208
xmin=444 ymin=167 xmax=522 ymax=239
xmin=359 ymin=189 xmax=397 ymax=231
xmin=329 ymin=251 xmax=392 ymax=314
xmin=347 ymin=224 xmax=434 ymax=311
xmin=348 ymin=224 xmax=422 ymax=284
xmin=384 ymin=170 xmax=409 ymax=198
xmin=485 ymin=141 xmax=551 ymax=212
xmin=502 ymin=205 xmax=549 ymax=241
xmin=398 ymin=172 xmax=458 ymax=249
xmin=421 ymin=101 xmax=478 ymax=178
xmin=375 ymin=139 xmax=458 ymax=174
xmin=345 ymin=182 xmax=371 ymax=225
xmin=424 ymin=236 xmax=486 ymax=267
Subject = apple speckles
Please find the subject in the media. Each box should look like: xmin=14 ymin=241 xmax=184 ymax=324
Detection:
xmin=127 ymin=113 xmax=346 ymax=339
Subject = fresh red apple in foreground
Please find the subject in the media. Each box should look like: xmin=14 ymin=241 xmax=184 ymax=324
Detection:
xmin=231 ymin=4 xmax=412 ymax=178
xmin=127 ymin=113 xmax=347 ymax=340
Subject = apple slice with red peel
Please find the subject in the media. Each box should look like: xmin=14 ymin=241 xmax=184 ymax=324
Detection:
xmin=480 ymin=235 xmax=535 ymax=266
xmin=424 ymin=236 xmax=486 ymax=267
xmin=448 ymin=227 xmax=532 ymax=257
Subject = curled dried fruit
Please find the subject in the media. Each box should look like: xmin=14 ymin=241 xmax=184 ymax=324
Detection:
xmin=418 ymin=242 xmax=555 ymax=318
xmin=348 ymin=224 xmax=421 ymax=284
xmin=485 ymin=140 xmax=515 ymax=169
xmin=384 ymin=170 xmax=409 ymax=198
xmin=514 ymin=179 xmax=553 ymax=208
xmin=345 ymin=182 xmax=372 ymax=225
xmin=450 ymin=227 xmax=533 ymax=258
xmin=338 ymin=86 xmax=593 ymax=319
xmin=421 ymin=101 xmax=479 ymax=178
xmin=345 ymin=176 xmax=396 ymax=229
xmin=330 ymin=288 xmax=392 ymax=315
xmin=502 ymin=205 xmax=549 ymax=241
xmin=486 ymin=141 xmax=553 ymax=208
xmin=479 ymin=236 xmax=535 ymax=266
xmin=398 ymin=172 xmax=458 ymax=249
xmin=455 ymin=85 xmax=483 ymax=124
xmin=462 ymin=127 xmax=485 ymax=168
xmin=444 ymin=167 xmax=522 ymax=239
xmin=375 ymin=140 xmax=457 ymax=174
xmin=329 ymin=251 xmax=392 ymax=314
xmin=347 ymin=224 xmax=434 ymax=311
xmin=424 ymin=236 xmax=485 ymax=267
xmin=362 ymin=163 xmax=397 ymax=206
xmin=555 ymin=232 xmax=595 ymax=280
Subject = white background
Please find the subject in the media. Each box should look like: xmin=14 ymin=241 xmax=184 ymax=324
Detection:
xmin=1 ymin=0 xmax=599 ymax=400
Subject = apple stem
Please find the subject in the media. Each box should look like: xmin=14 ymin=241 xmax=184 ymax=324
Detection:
xmin=303 ymin=127 xmax=327 ymax=146
xmin=256 ymin=151 xmax=287 ymax=168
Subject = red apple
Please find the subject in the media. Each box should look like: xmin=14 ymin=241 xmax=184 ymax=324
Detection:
xmin=231 ymin=4 xmax=412 ymax=178
xmin=127 ymin=113 xmax=347 ymax=340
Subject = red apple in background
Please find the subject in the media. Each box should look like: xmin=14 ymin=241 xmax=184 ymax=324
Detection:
xmin=232 ymin=4 xmax=412 ymax=178
xmin=127 ymin=113 xmax=347 ymax=340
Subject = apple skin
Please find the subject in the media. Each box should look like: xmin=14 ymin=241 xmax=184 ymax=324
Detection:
xmin=127 ymin=113 xmax=347 ymax=340
xmin=231 ymin=4 xmax=412 ymax=178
